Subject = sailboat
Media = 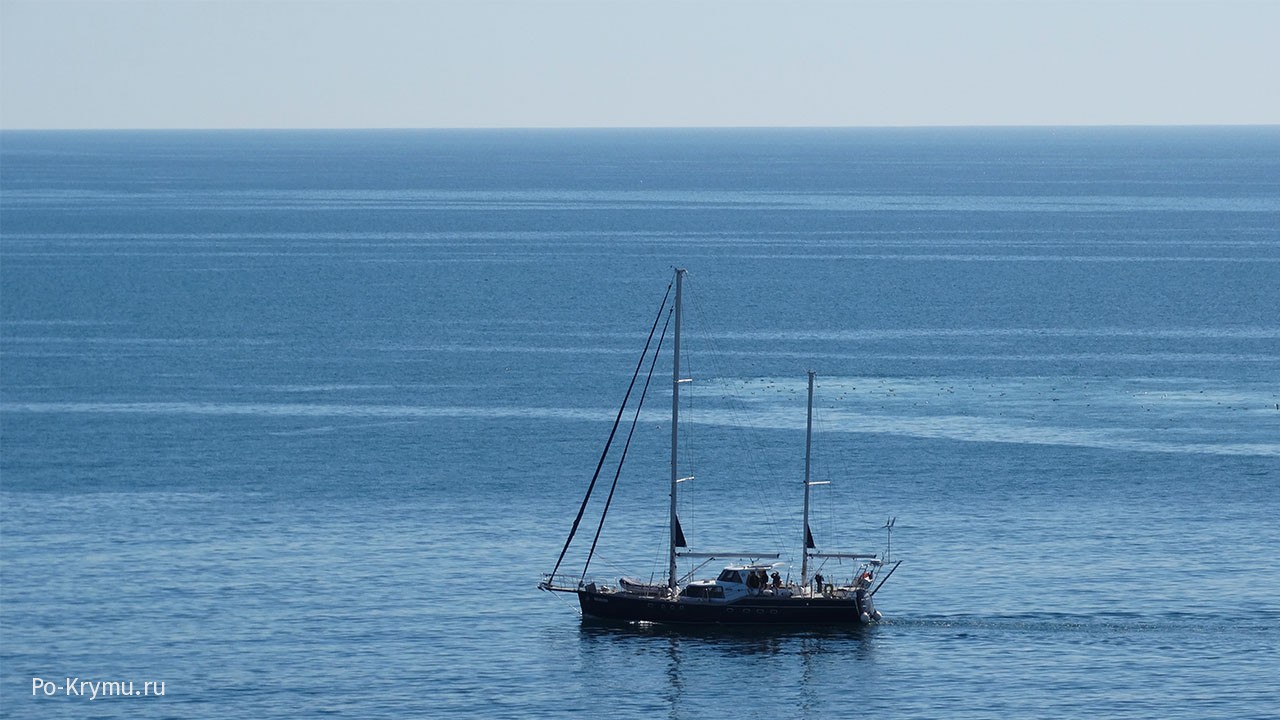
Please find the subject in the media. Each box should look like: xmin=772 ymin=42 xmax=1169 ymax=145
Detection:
xmin=539 ymin=268 xmax=900 ymax=625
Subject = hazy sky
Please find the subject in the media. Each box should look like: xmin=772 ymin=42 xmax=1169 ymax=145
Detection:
xmin=2 ymin=0 xmax=1277 ymax=129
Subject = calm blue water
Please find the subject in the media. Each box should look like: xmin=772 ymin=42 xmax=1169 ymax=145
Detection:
xmin=2 ymin=128 xmax=1278 ymax=718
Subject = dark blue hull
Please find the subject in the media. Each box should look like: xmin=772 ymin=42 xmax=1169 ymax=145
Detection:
xmin=577 ymin=589 xmax=875 ymax=625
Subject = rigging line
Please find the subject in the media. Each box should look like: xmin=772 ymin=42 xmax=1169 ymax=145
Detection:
xmin=677 ymin=328 xmax=694 ymax=551
xmin=811 ymin=378 xmax=866 ymax=538
xmin=548 ymin=280 xmax=673 ymax=580
xmin=685 ymin=293 xmax=790 ymax=555
xmin=582 ymin=308 xmax=672 ymax=581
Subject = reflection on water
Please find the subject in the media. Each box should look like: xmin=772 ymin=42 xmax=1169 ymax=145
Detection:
xmin=575 ymin=619 xmax=880 ymax=717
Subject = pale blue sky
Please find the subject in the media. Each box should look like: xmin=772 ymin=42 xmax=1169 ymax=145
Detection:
xmin=2 ymin=0 xmax=1277 ymax=129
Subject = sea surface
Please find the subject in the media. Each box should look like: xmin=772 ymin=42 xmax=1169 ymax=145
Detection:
xmin=2 ymin=127 xmax=1278 ymax=718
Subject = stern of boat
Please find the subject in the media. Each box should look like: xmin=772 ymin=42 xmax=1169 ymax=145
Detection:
xmin=855 ymin=587 xmax=883 ymax=624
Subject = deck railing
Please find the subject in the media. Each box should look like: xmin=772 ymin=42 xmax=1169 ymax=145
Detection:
xmin=539 ymin=574 xmax=611 ymax=593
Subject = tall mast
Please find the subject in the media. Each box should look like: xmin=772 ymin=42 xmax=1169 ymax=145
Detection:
xmin=801 ymin=370 xmax=815 ymax=587
xmin=668 ymin=268 xmax=686 ymax=593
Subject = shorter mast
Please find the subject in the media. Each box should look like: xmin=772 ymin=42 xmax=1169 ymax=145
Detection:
xmin=800 ymin=370 xmax=815 ymax=587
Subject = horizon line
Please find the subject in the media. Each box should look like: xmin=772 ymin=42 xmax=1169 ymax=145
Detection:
xmin=3 ymin=122 xmax=1278 ymax=133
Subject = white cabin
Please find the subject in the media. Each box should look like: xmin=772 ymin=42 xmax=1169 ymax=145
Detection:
xmin=678 ymin=563 xmax=792 ymax=601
